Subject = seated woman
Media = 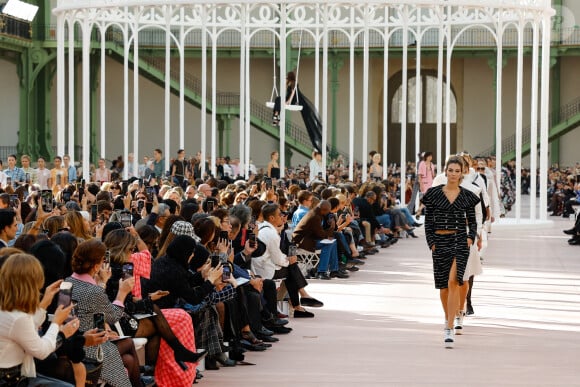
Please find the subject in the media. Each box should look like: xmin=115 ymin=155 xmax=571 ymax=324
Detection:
xmin=103 ymin=229 xmax=205 ymax=383
xmin=144 ymin=234 xmax=236 ymax=370
xmin=66 ymin=239 xmax=138 ymax=387
xmin=0 ymin=253 xmax=78 ymax=386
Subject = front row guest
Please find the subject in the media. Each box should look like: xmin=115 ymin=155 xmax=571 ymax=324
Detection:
xmin=0 ymin=253 xmax=78 ymax=386
xmin=292 ymin=200 xmax=349 ymax=280
xmin=252 ymin=203 xmax=323 ymax=317
xmin=422 ymin=156 xmax=480 ymax=348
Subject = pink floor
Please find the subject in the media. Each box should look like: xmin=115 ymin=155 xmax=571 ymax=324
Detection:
xmin=200 ymin=215 xmax=580 ymax=386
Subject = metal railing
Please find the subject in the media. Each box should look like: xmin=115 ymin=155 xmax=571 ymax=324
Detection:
xmin=30 ymin=24 xmax=580 ymax=48
xmin=478 ymin=95 xmax=580 ymax=158
xmin=0 ymin=14 xmax=31 ymax=39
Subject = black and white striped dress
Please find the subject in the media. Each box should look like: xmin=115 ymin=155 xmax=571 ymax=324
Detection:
xmin=422 ymin=185 xmax=480 ymax=289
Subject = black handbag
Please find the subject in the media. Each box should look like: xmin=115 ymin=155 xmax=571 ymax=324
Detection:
xmin=0 ymin=365 xmax=26 ymax=387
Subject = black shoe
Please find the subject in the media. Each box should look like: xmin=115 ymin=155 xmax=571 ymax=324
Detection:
xmin=564 ymin=228 xmax=576 ymax=235
xmin=407 ymin=230 xmax=419 ymax=238
xmin=269 ymin=325 xmax=293 ymax=334
xmin=316 ymin=272 xmax=331 ymax=280
xmin=300 ymin=297 xmax=324 ymax=308
xmin=204 ymin=357 xmax=219 ymax=370
xmin=293 ymin=309 xmax=315 ymax=318
xmin=346 ymin=265 xmax=359 ymax=272
xmin=412 ymin=222 xmax=423 ymax=227
xmin=213 ymin=352 xmax=237 ymax=366
xmin=263 ymin=317 xmax=289 ymax=327
xmin=257 ymin=326 xmax=274 ymax=336
xmin=256 ymin=334 xmax=279 ymax=343
xmin=465 ymin=304 xmax=474 ymax=316
xmin=569 ymin=237 xmax=580 ymax=245
xmin=330 ymin=270 xmax=350 ymax=279
xmin=347 ymin=258 xmax=365 ymax=265
xmin=562 ymin=213 xmax=571 ymax=219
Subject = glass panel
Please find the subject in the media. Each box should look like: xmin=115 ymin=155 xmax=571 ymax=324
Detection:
xmin=391 ymin=86 xmax=402 ymax=123
xmin=425 ymin=75 xmax=456 ymax=124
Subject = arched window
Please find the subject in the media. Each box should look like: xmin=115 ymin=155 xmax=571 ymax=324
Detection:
xmin=391 ymin=75 xmax=457 ymax=124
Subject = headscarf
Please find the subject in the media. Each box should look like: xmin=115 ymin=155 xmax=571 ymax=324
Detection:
xmin=165 ymin=235 xmax=197 ymax=269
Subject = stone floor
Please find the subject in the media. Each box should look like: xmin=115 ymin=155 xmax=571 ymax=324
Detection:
xmin=199 ymin=202 xmax=580 ymax=386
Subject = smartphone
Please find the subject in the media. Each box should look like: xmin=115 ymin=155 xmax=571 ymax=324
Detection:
xmin=120 ymin=212 xmax=132 ymax=228
xmin=138 ymin=178 xmax=143 ymax=188
xmin=210 ymin=253 xmax=220 ymax=268
xmin=288 ymin=244 xmax=297 ymax=257
xmin=219 ymin=230 xmax=229 ymax=241
xmin=78 ymin=186 xmax=84 ymax=203
xmin=90 ymin=204 xmax=98 ymax=222
xmin=41 ymin=190 xmax=53 ymax=212
xmin=278 ymin=180 xmax=286 ymax=189
xmin=206 ymin=201 xmax=214 ymax=212
xmin=317 ymin=172 xmax=323 ymax=180
xmin=137 ymin=200 xmax=144 ymax=213
xmin=353 ymin=206 xmax=360 ymax=217
xmin=122 ymin=262 xmax=134 ymax=279
xmin=56 ymin=174 xmax=62 ymax=186
xmin=222 ymin=265 xmax=231 ymax=281
xmin=68 ymin=300 xmax=78 ymax=322
xmin=9 ymin=194 xmax=19 ymax=209
xmin=121 ymin=180 xmax=128 ymax=194
xmin=249 ymin=216 xmax=256 ymax=230
xmin=146 ymin=186 xmax=155 ymax=202
xmin=57 ymin=282 xmax=73 ymax=309
xmin=93 ymin=312 xmax=105 ymax=331
xmin=6 ymin=177 xmax=12 ymax=186
xmin=25 ymin=173 xmax=31 ymax=184
xmin=81 ymin=179 xmax=86 ymax=188
xmin=248 ymin=232 xmax=257 ymax=248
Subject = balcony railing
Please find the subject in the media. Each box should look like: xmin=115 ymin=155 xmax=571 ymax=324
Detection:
xmin=0 ymin=14 xmax=31 ymax=39
xmin=30 ymin=24 xmax=580 ymax=49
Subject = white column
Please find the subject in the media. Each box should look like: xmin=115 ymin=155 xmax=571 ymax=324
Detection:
xmin=514 ymin=20 xmax=524 ymax=221
xmin=123 ymin=24 xmax=129 ymax=181
xmin=164 ymin=19 xmax=171 ymax=171
xmin=539 ymin=15 xmax=551 ymax=222
xmin=100 ymin=25 xmax=106 ymax=159
xmin=81 ymin=20 xmax=90 ymax=184
xmin=415 ymin=30 xmax=421 ymax=175
xmin=495 ymin=22 xmax=503 ymax=196
xmin=279 ymin=8 xmax=287 ymax=175
xmin=239 ymin=10 xmax=246 ymax=176
xmin=348 ymin=28 xmax=354 ymax=181
xmin=131 ymin=19 xmax=139 ymax=181
xmin=322 ymin=7 xmax=329 ymax=179
xmin=382 ymin=14 xmax=389 ymax=180
xmin=201 ymin=15 xmax=209 ymax=176
xmin=314 ymin=17 xmax=320 ymax=111
xmin=68 ymin=19 xmax=75 ymax=159
xmin=436 ymin=12 xmax=444 ymax=174
xmin=244 ymin=29 xmax=251 ymax=180
xmin=56 ymin=15 xmax=65 ymax=157
xmin=445 ymin=8 xmax=452 ymax=159
xmin=361 ymin=10 xmax=369 ymax=182
xmin=211 ymin=21 xmax=217 ymax=178
xmin=529 ymin=21 xmax=540 ymax=221
xmin=179 ymin=9 xmax=185 ymax=150
xmin=278 ymin=29 xmax=285 ymax=177
xmin=400 ymin=18 xmax=408 ymax=206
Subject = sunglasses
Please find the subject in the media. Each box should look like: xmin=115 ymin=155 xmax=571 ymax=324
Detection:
xmin=476 ymin=167 xmax=486 ymax=171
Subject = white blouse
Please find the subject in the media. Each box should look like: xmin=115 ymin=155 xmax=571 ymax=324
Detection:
xmin=0 ymin=308 xmax=59 ymax=376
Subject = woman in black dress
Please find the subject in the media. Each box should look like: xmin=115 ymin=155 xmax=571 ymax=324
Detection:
xmin=422 ymin=156 xmax=479 ymax=348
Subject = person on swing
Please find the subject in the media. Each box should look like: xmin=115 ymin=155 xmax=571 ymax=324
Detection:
xmin=272 ymin=71 xmax=298 ymax=126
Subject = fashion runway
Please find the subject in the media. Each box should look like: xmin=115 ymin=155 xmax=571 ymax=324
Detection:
xmin=203 ymin=208 xmax=580 ymax=386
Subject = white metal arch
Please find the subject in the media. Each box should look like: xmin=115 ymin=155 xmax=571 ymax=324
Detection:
xmin=55 ymin=0 xmax=555 ymax=223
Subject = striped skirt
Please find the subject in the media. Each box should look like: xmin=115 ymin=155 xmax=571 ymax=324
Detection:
xmin=430 ymin=231 xmax=470 ymax=289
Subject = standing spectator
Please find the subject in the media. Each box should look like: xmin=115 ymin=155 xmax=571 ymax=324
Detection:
xmin=0 ymin=162 xmax=6 ymax=188
xmin=267 ymin=151 xmax=280 ymax=179
xmin=416 ymin=151 xmax=435 ymax=218
xmin=36 ymin=157 xmax=52 ymax=190
xmin=93 ymin=158 xmax=111 ymax=183
xmin=171 ymin=149 xmax=189 ymax=188
xmin=153 ymin=149 xmax=165 ymax=179
xmin=308 ymin=151 xmax=323 ymax=183
xmin=4 ymin=154 xmax=25 ymax=185
xmin=126 ymin=153 xmax=136 ymax=178
xmin=20 ymin=155 xmax=37 ymax=185
xmin=138 ymin=156 xmax=150 ymax=178
xmin=63 ymin=154 xmax=77 ymax=184
xmin=50 ymin=156 xmax=68 ymax=193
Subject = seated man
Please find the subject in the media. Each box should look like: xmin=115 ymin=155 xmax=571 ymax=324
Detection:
xmin=252 ymin=203 xmax=323 ymax=317
xmin=292 ymin=200 xmax=349 ymax=280
xmin=290 ymin=190 xmax=313 ymax=228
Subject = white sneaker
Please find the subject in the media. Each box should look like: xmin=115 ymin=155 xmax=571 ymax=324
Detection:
xmin=454 ymin=313 xmax=464 ymax=335
xmin=444 ymin=328 xmax=454 ymax=348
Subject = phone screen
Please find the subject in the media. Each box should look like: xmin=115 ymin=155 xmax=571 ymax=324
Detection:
xmin=57 ymin=282 xmax=73 ymax=309
xmin=146 ymin=187 xmax=155 ymax=202
xmin=122 ymin=263 xmax=134 ymax=279
xmin=9 ymin=194 xmax=18 ymax=209
xmin=222 ymin=265 xmax=231 ymax=281
xmin=210 ymin=254 xmax=220 ymax=268
xmin=288 ymin=244 xmax=297 ymax=257
xmin=219 ymin=230 xmax=229 ymax=241
xmin=248 ymin=232 xmax=257 ymax=248
xmin=6 ymin=177 xmax=12 ymax=186
xmin=93 ymin=312 xmax=105 ymax=331
xmin=207 ymin=201 xmax=214 ymax=212
xmin=41 ymin=190 xmax=53 ymax=212
xmin=137 ymin=200 xmax=144 ymax=213
xmin=90 ymin=204 xmax=98 ymax=222
xmin=120 ymin=213 xmax=132 ymax=228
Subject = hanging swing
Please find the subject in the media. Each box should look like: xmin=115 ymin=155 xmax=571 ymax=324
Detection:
xmin=265 ymin=32 xmax=278 ymax=109
xmin=285 ymin=28 xmax=303 ymax=112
